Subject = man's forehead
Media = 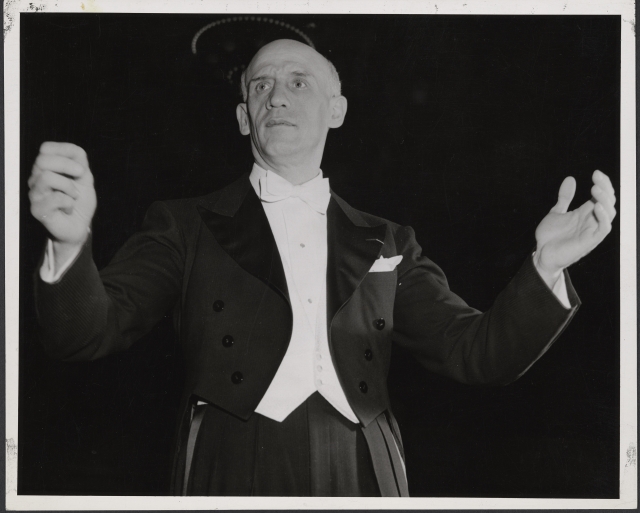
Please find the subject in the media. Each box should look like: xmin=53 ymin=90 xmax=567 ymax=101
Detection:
xmin=247 ymin=41 xmax=329 ymax=79
xmin=248 ymin=61 xmax=315 ymax=79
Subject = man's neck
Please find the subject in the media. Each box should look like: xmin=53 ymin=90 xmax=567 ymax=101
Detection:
xmin=253 ymin=156 xmax=321 ymax=185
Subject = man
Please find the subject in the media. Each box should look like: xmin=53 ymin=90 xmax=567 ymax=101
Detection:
xmin=29 ymin=39 xmax=616 ymax=496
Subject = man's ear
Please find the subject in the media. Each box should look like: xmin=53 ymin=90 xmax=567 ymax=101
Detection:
xmin=236 ymin=103 xmax=251 ymax=135
xmin=328 ymin=96 xmax=348 ymax=129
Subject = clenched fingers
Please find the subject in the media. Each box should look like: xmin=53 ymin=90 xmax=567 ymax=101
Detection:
xmin=592 ymin=201 xmax=613 ymax=241
xmin=30 ymin=190 xmax=75 ymax=219
xmin=591 ymin=184 xmax=617 ymax=221
xmin=29 ymin=169 xmax=80 ymax=199
xmin=34 ymin=153 xmax=86 ymax=179
xmin=592 ymin=170 xmax=616 ymax=199
xmin=39 ymin=141 xmax=89 ymax=169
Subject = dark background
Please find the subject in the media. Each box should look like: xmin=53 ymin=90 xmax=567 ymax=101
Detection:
xmin=19 ymin=14 xmax=620 ymax=497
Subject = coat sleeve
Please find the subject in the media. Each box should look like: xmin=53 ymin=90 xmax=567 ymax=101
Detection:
xmin=391 ymin=225 xmax=580 ymax=385
xmin=34 ymin=201 xmax=186 ymax=361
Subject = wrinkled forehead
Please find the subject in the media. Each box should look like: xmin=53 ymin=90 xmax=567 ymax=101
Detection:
xmin=246 ymin=41 xmax=331 ymax=84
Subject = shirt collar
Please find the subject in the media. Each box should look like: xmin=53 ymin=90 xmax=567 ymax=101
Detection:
xmin=249 ymin=163 xmax=326 ymax=196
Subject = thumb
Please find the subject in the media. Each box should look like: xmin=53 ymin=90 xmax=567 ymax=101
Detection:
xmin=550 ymin=176 xmax=576 ymax=214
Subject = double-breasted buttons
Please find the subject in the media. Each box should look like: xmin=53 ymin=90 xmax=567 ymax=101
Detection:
xmin=359 ymin=381 xmax=368 ymax=393
xmin=364 ymin=349 xmax=373 ymax=361
xmin=212 ymin=300 xmax=225 ymax=312
xmin=374 ymin=318 xmax=386 ymax=330
xmin=231 ymin=372 xmax=244 ymax=384
xmin=222 ymin=335 xmax=234 ymax=348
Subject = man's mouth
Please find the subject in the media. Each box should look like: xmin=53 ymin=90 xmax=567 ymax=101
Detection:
xmin=265 ymin=119 xmax=295 ymax=127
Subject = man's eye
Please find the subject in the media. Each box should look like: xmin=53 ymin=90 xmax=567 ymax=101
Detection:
xmin=256 ymin=83 xmax=270 ymax=92
xmin=293 ymin=80 xmax=307 ymax=89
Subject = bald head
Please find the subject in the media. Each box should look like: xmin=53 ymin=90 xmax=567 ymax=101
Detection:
xmin=235 ymin=37 xmax=348 ymax=183
xmin=240 ymin=39 xmax=341 ymax=101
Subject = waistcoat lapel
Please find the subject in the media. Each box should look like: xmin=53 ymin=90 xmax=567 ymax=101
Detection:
xmin=197 ymin=174 xmax=289 ymax=304
xmin=326 ymin=194 xmax=388 ymax=327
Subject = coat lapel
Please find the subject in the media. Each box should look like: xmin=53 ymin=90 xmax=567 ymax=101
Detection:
xmin=196 ymin=174 xmax=289 ymax=304
xmin=326 ymin=194 xmax=388 ymax=326
xmin=196 ymin=174 xmax=387 ymax=319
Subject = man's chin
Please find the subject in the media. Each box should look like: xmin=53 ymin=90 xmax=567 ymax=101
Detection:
xmin=263 ymin=140 xmax=304 ymax=158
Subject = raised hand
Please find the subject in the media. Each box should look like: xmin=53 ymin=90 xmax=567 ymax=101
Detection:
xmin=533 ymin=170 xmax=616 ymax=281
xmin=28 ymin=142 xmax=97 ymax=266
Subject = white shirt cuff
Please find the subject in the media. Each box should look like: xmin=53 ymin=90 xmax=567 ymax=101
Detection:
xmin=550 ymin=270 xmax=571 ymax=309
xmin=532 ymin=252 xmax=571 ymax=309
xmin=39 ymin=239 xmax=82 ymax=284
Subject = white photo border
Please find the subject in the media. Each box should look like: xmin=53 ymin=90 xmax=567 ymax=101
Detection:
xmin=5 ymin=0 xmax=636 ymax=509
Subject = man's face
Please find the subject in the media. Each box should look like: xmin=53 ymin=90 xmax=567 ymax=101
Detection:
xmin=236 ymin=40 xmax=346 ymax=169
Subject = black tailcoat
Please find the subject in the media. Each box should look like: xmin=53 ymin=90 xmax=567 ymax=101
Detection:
xmin=35 ymin=172 xmax=580 ymax=495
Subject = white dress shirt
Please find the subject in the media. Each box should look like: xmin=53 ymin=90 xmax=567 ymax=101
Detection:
xmin=249 ymin=164 xmax=359 ymax=423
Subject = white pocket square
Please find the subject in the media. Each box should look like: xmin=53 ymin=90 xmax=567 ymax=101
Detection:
xmin=369 ymin=255 xmax=403 ymax=273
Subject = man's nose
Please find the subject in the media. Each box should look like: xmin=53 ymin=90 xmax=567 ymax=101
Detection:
xmin=267 ymin=82 xmax=289 ymax=109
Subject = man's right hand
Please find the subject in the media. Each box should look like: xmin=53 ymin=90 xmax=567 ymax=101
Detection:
xmin=28 ymin=142 xmax=97 ymax=271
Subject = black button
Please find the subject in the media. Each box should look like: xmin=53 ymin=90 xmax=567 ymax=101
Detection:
xmin=222 ymin=335 xmax=234 ymax=348
xmin=364 ymin=349 xmax=373 ymax=361
xmin=231 ymin=372 xmax=243 ymax=384
xmin=374 ymin=318 xmax=386 ymax=330
xmin=213 ymin=300 xmax=225 ymax=312
xmin=359 ymin=381 xmax=368 ymax=393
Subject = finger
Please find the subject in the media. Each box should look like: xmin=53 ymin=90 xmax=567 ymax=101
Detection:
xmin=30 ymin=169 xmax=78 ymax=197
xmin=577 ymin=197 xmax=596 ymax=215
xmin=30 ymin=190 xmax=75 ymax=219
xmin=591 ymin=182 xmax=617 ymax=207
xmin=593 ymin=202 xmax=613 ymax=241
xmin=593 ymin=170 xmax=616 ymax=198
xmin=28 ymin=163 xmax=45 ymax=183
xmin=40 ymin=191 xmax=75 ymax=213
xmin=575 ymin=198 xmax=599 ymax=228
xmin=27 ymin=172 xmax=37 ymax=189
xmin=550 ymin=176 xmax=576 ymax=214
xmin=35 ymin=153 xmax=85 ymax=178
xmin=28 ymin=187 xmax=45 ymax=207
xmin=591 ymin=185 xmax=617 ymax=220
xmin=39 ymin=141 xmax=89 ymax=169
xmin=50 ymin=191 xmax=75 ymax=213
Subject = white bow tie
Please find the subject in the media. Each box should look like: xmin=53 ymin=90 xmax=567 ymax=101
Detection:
xmin=258 ymin=171 xmax=331 ymax=214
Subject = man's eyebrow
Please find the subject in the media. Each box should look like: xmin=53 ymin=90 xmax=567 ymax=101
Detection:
xmin=248 ymin=70 xmax=313 ymax=84
xmin=248 ymin=74 xmax=271 ymax=84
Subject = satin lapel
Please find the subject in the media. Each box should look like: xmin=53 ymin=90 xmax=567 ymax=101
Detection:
xmin=197 ymin=178 xmax=289 ymax=304
xmin=326 ymin=196 xmax=388 ymax=326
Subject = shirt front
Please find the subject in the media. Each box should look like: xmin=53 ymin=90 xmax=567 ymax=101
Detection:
xmin=249 ymin=164 xmax=359 ymax=424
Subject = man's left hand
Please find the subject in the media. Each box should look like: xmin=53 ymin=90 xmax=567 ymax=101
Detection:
xmin=533 ymin=170 xmax=617 ymax=283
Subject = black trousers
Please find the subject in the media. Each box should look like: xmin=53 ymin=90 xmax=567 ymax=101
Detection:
xmin=183 ymin=392 xmax=382 ymax=496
